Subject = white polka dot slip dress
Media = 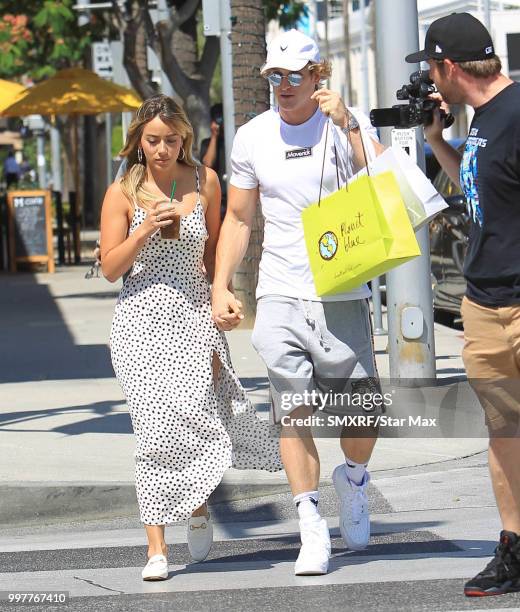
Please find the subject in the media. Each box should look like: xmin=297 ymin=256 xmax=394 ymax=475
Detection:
xmin=110 ymin=166 xmax=282 ymax=525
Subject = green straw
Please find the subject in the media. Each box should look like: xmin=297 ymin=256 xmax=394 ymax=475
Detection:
xmin=169 ymin=179 xmax=177 ymax=202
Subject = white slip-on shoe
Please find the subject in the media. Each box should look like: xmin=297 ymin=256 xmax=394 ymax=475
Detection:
xmin=333 ymin=463 xmax=370 ymax=551
xmin=294 ymin=517 xmax=331 ymax=576
xmin=142 ymin=553 xmax=168 ymax=581
xmin=187 ymin=514 xmax=213 ymax=562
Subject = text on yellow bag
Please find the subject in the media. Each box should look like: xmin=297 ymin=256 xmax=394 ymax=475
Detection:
xmin=302 ymin=170 xmax=421 ymax=296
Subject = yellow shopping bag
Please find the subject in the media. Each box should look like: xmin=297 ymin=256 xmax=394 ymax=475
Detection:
xmin=302 ymin=170 xmax=421 ymax=296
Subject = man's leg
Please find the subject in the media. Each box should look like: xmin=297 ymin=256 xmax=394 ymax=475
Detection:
xmin=314 ymin=299 xmax=379 ymax=551
xmin=280 ymin=404 xmax=330 ymax=575
xmin=340 ymin=433 xmax=377 ymax=466
xmin=462 ymin=298 xmax=520 ymax=596
xmin=280 ymin=405 xmax=320 ymax=495
xmin=252 ymin=296 xmax=330 ymax=575
xmin=489 ymin=436 xmax=520 ymax=534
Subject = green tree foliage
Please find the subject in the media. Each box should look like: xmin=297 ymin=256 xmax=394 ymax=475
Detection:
xmin=0 ymin=0 xmax=101 ymax=80
xmin=1 ymin=0 xmax=307 ymax=82
xmin=263 ymin=0 xmax=307 ymax=28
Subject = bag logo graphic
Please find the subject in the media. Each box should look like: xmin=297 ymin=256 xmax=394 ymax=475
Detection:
xmin=286 ymin=147 xmax=312 ymax=160
xmin=319 ymin=231 xmax=338 ymax=260
xmin=435 ymin=44 xmax=442 ymax=53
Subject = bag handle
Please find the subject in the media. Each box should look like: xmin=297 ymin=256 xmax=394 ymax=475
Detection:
xmin=317 ymin=112 xmax=372 ymax=207
xmin=318 ymin=120 xmax=340 ymax=207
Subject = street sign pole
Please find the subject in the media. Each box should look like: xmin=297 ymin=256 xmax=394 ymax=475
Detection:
xmin=374 ymin=0 xmax=437 ymax=382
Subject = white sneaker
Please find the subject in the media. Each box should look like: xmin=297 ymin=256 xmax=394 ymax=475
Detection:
xmin=187 ymin=514 xmax=213 ymax=562
xmin=333 ymin=463 xmax=370 ymax=551
xmin=141 ymin=553 xmax=168 ymax=581
xmin=294 ymin=517 xmax=331 ymax=576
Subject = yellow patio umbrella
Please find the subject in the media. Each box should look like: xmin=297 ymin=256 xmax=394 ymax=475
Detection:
xmin=0 ymin=79 xmax=26 ymax=113
xmin=1 ymin=67 xmax=142 ymax=262
xmin=1 ymin=67 xmax=141 ymax=116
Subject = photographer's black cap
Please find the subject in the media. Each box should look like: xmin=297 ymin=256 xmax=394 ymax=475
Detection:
xmin=405 ymin=12 xmax=494 ymax=63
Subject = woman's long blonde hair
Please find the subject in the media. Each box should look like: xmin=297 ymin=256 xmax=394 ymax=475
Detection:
xmin=120 ymin=95 xmax=197 ymax=209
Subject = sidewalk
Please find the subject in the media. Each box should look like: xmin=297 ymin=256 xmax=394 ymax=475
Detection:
xmin=0 ymin=267 xmax=486 ymax=526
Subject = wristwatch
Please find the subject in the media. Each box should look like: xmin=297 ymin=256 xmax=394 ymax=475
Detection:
xmin=341 ymin=114 xmax=359 ymax=135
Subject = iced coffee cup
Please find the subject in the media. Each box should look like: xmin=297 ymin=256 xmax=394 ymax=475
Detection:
xmin=160 ymin=180 xmax=179 ymax=239
xmin=161 ymin=214 xmax=180 ymax=240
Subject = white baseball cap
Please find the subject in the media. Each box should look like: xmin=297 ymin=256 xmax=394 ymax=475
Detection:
xmin=261 ymin=29 xmax=320 ymax=75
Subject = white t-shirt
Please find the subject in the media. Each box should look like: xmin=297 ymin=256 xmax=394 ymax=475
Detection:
xmin=230 ymin=106 xmax=378 ymax=301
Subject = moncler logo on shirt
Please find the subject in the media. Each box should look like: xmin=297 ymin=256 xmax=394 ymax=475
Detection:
xmin=285 ymin=147 xmax=312 ymax=160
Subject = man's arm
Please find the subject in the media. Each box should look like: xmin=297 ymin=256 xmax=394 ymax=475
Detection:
xmin=202 ymin=121 xmax=220 ymax=168
xmin=348 ymin=126 xmax=386 ymax=172
xmin=424 ymin=106 xmax=463 ymax=186
xmin=212 ymin=184 xmax=258 ymax=330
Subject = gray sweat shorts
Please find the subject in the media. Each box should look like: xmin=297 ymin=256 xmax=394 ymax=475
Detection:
xmin=251 ymin=296 xmax=379 ymax=425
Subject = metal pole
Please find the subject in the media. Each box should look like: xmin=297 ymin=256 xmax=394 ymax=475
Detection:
xmin=361 ymin=0 xmax=385 ymax=334
xmin=219 ymin=0 xmax=235 ymax=185
xmin=50 ymin=123 xmax=66 ymax=264
xmin=36 ymin=129 xmax=47 ymax=189
xmin=483 ymin=0 xmax=491 ymax=30
xmin=50 ymin=124 xmax=62 ymax=193
xmin=342 ymin=0 xmax=353 ymax=105
xmin=309 ymin=0 xmax=318 ymax=39
xmin=360 ymin=0 xmax=369 ymax=111
xmin=374 ymin=0 xmax=436 ymax=382
xmin=73 ymin=116 xmax=81 ymax=264
xmin=105 ymin=113 xmax=113 ymax=187
xmin=121 ymin=112 xmax=131 ymax=145
xmin=324 ymin=0 xmax=330 ymax=60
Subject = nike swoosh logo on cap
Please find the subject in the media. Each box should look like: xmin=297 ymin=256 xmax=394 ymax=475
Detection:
xmin=280 ymin=44 xmax=288 ymax=51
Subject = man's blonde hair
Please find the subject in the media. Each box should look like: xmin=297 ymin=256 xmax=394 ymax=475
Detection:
xmin=458 ymin=55 xmax=502 ymax=78
xmin=308 ymin=59 xmax=332 ymax=80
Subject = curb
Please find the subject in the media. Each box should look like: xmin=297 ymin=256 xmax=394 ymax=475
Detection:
xmin=0 ymin=481 xmax=291 ymax=527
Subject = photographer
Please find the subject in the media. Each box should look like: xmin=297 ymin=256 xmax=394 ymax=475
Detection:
xmin=407 ymin=12 xmax=520 ymax=598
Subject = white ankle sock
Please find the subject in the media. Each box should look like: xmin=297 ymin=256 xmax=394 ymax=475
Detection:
xmin=345 ymin=457 xmax=367 ymax=485
xmin=294 ymin=491 xmax=320 ymax=521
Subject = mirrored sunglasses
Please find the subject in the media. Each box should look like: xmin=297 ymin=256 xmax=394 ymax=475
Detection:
xmin=266 ymin=71 xmax=304 ymax=88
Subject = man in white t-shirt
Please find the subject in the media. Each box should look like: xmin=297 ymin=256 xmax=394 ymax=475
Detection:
xmin=212 ymin=29 xmax=385 ymax=576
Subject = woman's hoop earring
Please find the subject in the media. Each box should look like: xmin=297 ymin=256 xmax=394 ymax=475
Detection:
xmin=137 ymin=147 xmax=143 ymax=164
xmin=178 ymin=146 xmax=186 ymax=162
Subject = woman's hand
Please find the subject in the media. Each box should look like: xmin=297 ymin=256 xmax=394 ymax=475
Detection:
xmin=137 ymin=200 xmax=178 ymax=240
xmin=212 ymin=286 xmax=244 ymax=331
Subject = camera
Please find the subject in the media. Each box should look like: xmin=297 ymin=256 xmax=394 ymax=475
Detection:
xmin=370 ymin=70 xmax=454 ymax=129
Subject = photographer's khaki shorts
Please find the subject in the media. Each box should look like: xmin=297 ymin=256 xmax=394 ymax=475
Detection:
xmin=251 ymin=296 xmax=378 ymax=425
xmin=461 ymin=296 xmax=520 ymax=434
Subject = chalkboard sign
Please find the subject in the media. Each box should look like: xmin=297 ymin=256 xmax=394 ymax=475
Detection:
xmin=7 ymin=190 xmax=55 ymax=273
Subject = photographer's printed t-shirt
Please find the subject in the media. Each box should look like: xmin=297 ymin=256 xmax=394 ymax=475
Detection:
xmin=230 ymin=107 xmax=376 ymax=301
xmin=460 ymin=81 xmax=520 ymax=307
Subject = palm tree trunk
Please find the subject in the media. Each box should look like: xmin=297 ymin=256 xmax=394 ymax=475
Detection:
xmin=230 ymin=0 xmax=269 ymax=325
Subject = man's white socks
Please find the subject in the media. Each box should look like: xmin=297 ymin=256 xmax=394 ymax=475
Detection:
xmin=294 ymin=490 xmax=320 ymax=520
xmin=345 ymin=456 xmax=367 ymax=485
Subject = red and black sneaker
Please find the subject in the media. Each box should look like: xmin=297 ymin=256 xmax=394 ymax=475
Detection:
xmin=464 ymin=530 xmax=520 ymax=597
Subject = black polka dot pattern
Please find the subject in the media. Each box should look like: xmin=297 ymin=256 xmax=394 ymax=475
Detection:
xmin=110 ymin=167 xmax=282 ymax=525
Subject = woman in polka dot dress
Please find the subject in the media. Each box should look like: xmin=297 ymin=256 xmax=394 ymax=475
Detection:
xmin=100 ymin=95 xmax=281 ymax=580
